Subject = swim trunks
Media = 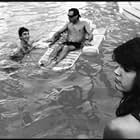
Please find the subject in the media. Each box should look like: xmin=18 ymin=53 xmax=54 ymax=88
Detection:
xmin=62 ymin=41 xmax=82 ymax=50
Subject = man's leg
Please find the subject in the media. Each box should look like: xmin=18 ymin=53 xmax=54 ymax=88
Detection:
xmin=55 ymin=45 xmax=75 ymax=64
xmin=50 ymin=44 xmax=62 ymax=58
xmin=45 ymin=44 xmax=63 ymax=66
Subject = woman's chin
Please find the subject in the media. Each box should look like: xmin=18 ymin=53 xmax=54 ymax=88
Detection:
xmin=115 ymin=84 xmax=131 ymax=93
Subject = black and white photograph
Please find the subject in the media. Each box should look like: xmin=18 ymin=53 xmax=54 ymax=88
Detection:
xmin=0 ymin=1 xmax=140 ymax=138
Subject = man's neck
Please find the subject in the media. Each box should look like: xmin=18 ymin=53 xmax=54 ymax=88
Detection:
xmin=20 ymin=39 xmax=28 ymax=45
xmin=72 ymin=19 xmax=79 ymax=24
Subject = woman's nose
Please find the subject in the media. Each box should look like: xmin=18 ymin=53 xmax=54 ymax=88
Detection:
xmin=114 ymin=67 xmax=121 ymax=76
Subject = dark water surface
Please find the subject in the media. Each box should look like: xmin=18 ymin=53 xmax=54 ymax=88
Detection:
xmin=0 ymin=2 xmax=140 ymax=138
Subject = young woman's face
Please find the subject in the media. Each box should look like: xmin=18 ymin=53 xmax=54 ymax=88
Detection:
xmin=21 ymin=31 xmax=30 ymax=42
xmin=114 ymin=64 xmax=136 ymax=92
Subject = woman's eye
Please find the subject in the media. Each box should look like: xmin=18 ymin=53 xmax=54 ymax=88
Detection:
xmin=124 ymin=67 xmax=131 ymax=72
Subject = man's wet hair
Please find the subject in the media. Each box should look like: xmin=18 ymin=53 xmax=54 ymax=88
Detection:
xmin=113 ymin=37 xmax=140 ymax=72
xmin=68 ymin=8 xmax=81 ymax=18
xmin=18 ymin=27 xmax=29 ymax=37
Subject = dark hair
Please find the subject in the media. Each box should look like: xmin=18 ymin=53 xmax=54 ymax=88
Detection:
xmin=68 ymin=8 xmax=81 ymax=18
xmin=113 ymin=37 xmax=140 ymax=116
xmin=18 ymin=27 xmax=29 ymax=37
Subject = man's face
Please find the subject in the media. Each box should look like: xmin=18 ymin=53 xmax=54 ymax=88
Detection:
xmin=68 ymin=11 xmax=78 ymax=23
xmin=20 ymin=31 xmax=30 ymax=42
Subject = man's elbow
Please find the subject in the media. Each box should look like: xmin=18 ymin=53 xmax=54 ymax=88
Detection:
xmin=53 ymin=32 xmax=61 ymax=40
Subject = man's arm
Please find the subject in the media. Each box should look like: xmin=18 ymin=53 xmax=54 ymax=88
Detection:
xmin=46 ymin=23 xmax=68 ymax=47
xmin=84 ymin=21 xmax=94 ymax=41
xmin=29 ymin=40 xmax=38 ymax=49
xmin=31 ymin=23 xmax=68 ymax=48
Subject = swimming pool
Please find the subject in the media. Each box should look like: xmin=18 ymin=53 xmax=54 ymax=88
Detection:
xmin=0 ymin=2 xmax=139 ymax=138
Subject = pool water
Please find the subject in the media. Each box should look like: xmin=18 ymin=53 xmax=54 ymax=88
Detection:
xmin=0 ymin=2 xmax=140 ymax=138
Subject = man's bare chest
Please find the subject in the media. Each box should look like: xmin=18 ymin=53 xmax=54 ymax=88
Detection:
xmin=68 ymin=24 xmax=84 ymax=33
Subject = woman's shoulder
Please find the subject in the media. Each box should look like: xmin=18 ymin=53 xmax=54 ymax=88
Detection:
xmin=104 ymin=114 xmax=140 ymax=138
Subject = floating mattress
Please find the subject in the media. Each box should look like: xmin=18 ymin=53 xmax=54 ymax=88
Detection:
xmin=38 ymin=25 xmax=106 ymax=71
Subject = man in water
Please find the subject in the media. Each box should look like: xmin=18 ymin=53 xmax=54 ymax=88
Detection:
xmin=10 ymin=27 xmax=37 ymax=62
xmin=45 ymin=8 xmax=93 ymax=66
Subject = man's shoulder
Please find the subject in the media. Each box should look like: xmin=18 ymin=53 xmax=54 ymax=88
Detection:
xmin=10 ymin=40 xmax=19 ymax=48
xmin=80 ymin=18 xmax=91 ymax=24
xmin=79 ymin=19 xmax=92 ymax=29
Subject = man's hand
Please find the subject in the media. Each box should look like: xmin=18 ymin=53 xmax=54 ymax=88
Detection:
xmin=84 ymin=40 xmax=93 ymax=46
xmin=41 ymin=38 xmax=54 ymax=48
xmin=46 ymin=38 xmax=53 ymax=42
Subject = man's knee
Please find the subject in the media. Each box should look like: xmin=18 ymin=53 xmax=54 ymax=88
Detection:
xmin=69 ymin=45 xmax=77 ymax=50
xmin=62 ymin=45 xmax=69 ymax=52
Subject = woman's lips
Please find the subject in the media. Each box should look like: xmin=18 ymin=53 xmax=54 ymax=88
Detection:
xmin=114 ymin=78 xmax=121 ymax=85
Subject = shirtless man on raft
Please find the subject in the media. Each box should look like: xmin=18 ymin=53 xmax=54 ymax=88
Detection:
xmin=45 ymin=8 xmax=93 ymax=66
